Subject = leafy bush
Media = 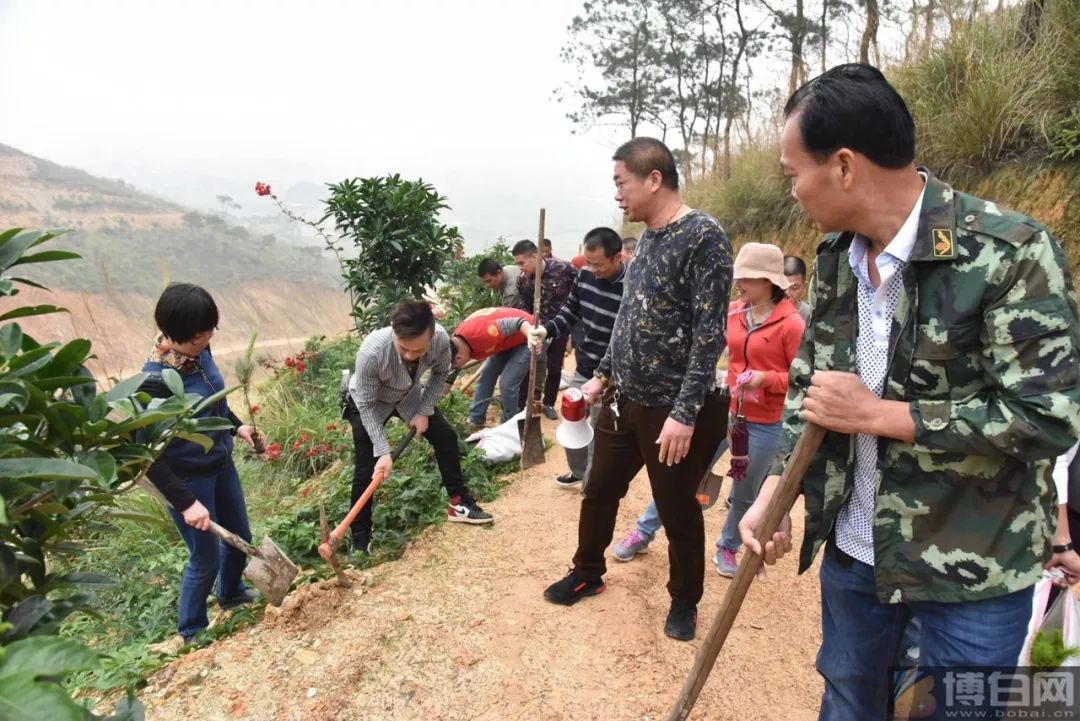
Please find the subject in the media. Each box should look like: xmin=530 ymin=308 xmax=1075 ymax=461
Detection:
xmin=436 ymin=242 xmax=514 ymax=329
xmin=322 ymin=175 xmax=464 ymax=333
xmin=0 ymin=227 xmax=234 ymax=719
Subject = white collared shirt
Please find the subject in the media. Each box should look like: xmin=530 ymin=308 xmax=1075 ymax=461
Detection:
xmin=835 ymin=175 xmax=927 ymax=565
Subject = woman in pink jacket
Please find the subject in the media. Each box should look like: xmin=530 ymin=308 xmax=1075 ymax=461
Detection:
xmin=612 ymin=243 xmax=805 ymax=577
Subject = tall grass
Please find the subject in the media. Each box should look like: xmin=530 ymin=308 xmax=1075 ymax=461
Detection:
xmin=893 ymin=2 xmax=1080 ymax=176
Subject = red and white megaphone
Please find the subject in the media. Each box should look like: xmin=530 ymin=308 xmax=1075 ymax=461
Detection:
xmin=555 ymin=388 xmax=594 ymax=449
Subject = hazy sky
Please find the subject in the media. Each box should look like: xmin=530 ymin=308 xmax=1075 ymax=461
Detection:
xmin=0 ymin=0 xmax=633 ymax=256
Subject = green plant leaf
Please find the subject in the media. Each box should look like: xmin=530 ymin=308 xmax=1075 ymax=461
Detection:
xmin=0 ymin=458 xmax=99 ymax=481
xmin=161 ymin=368 xmax=184 ymax=398
xmin=2 ymin=597 xmax=51 ymax=638
xmin=0 ymin=229 xmax=50 ymax=273
xmin=0 ymin=306 xmax=67 ymax=322
xmin=105 ymin=373 xmax=149 ymax=403
xmin=10 ymin=250 xmax=81 ymax=266
xmin=0 ymin=324 xmax=22 ymax=359
xmin=0 ymin=636 xmax=97 ymax=680
xmin=0 ymin=672 xmax=88 ymax=721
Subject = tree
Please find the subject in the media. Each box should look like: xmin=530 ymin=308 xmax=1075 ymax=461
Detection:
xmin=859 ymin=0 xmax=881 ymax=62
xmin=1017 ymin=0 xmax=1046 ymax=48
xmin=757 ymin=0 xmax=820 ymax=95
xmin=215 ymin=194 xmax=241 ymax=217
xmin=321 ymin=176 xmax=463 ymax=334
xmin=559 ymin=0 xmax=664 ymax=138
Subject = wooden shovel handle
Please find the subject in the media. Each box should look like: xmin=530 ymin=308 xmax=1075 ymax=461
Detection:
xmin=137 ymin=477 xmax=259 ymax=557
xmin=328 ymin=427 xmax=418 ymax=546
xmin=520 ymin=209 xmax=545 ymax=460
xmin=665 ymin=422 xmax=827 ymax=721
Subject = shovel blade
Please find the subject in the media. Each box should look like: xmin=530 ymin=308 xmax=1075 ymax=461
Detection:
xmin=242 ymin=535 xmax=299 ymax=607
xmin=519 ymin=415 xmax=546 ymax=469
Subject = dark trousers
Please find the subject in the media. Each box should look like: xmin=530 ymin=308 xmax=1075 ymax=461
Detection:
xmin=542 ymin=334 xmax=570 ymax=406
xmin=346 ymin=407 xmax=468 ymax=546
xmin=572 ymin=390 xmax=729 ymax=604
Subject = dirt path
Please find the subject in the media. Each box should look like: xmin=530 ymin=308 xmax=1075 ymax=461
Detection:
xmin=140 ymin=416 xmax=824 ymax=721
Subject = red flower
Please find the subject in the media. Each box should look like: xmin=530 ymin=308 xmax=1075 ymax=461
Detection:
xmin=267 ymin=448 xmax=281 ymax=461
xmin=291 ymin=441 xmax=302 ymax=452
xmin=249 ymin=404 xmax=260 ymax=414
xmin=284 ymin=357 xmax=295 ymax=368
xmin=300 ymin=434 xmax=311 ymax=442
xmin=300 ymin=486 xmax=311 ymax=497
xmin=326 ymin=423 xmax=337 ymax=431
xmin=254 ymin=181 xmax=272 ymax=197
xmin=306 ymin=449 xmax=317 ymax=458
xmin=295 ymin=361 xmax=306 ymax=373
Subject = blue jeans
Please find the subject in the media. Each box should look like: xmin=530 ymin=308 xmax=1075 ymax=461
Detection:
xmin=167 ymin=461 xmax=252 ymax=638
xmin=635 ymin=420 xmax=783 ymax=552
xmin=817 ymin=548 xmax=1034 ymax=721
xmin=468 ymin=344 xmax=531 ymax=425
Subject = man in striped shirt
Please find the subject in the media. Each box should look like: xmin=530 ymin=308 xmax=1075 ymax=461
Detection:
xmin=528 ymin=227 xmax=625 ymax=490
xmin=345 ymin=300 xmax=494 ymax=559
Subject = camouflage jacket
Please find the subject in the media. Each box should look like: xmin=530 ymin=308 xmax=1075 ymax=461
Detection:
xmin=596 ymin=210 xmax=733 ymax=424
xmin=516 ymin=257 xmax=577 ymax=323
xmin=775 ymin=173 xmax=1080 ymax=603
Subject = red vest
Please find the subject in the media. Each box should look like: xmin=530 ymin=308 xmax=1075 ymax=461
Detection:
xmin=454 ymin=307 xmax=532 ymax=360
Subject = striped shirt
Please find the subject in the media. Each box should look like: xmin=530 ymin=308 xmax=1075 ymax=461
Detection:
xmin=542 ymin=265 xmax=625 ymax=379
xmin=347 ymin=325 xmax=452 ymax=457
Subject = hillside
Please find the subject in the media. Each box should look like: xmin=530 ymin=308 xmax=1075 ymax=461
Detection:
xmin=0 ymin=144 xmax=352 ymax=374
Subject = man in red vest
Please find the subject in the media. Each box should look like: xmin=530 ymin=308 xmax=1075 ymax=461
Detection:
xmin=451 ymin=307 xmax=543 ymax=432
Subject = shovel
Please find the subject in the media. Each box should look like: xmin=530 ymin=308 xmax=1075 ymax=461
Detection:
xmin=139 ymin=479 xmax=299 ymax=607
xmin=665 ymin=422 xmax=827 ymax=721
xmin=520 ymin=208 xmax=547 ymax=471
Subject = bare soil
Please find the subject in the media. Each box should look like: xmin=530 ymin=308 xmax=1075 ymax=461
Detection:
xmin=139 ymin=415 xmax=824 ymax=721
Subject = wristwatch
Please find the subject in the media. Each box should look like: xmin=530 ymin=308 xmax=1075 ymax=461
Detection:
xmin=1052 ymin=541 xmax=1075 ymax=553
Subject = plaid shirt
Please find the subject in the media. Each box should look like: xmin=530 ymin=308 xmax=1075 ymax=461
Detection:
xmin=517 ymin=257 xmax=577 ymax=323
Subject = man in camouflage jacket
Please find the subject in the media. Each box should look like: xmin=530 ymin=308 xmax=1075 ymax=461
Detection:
xmin=742 ymin=64 xmax=1080 ymax=720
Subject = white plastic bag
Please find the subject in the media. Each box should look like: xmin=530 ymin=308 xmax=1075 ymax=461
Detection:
xmin=465 ymin=411 xmax=524 ymax=464
xmin=1019 ymin=571 xmax=1080 ymax=667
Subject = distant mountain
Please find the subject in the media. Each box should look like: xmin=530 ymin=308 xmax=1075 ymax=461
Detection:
xmin=0 ymin=144 xmax=185 ymax=230
xmin=0 ymin=143 xmax=340 ymax=296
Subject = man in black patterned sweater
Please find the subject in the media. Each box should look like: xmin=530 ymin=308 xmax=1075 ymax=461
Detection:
xmin=542 ymin=137 xmax=734 ymax=642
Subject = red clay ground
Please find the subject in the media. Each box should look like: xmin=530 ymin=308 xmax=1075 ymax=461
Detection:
xmin=138 ymin=414 xmax=824 ymax=721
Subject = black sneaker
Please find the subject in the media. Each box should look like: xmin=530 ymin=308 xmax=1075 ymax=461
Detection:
xmin=554 ymin=472 xmax=582 ymax=489
xmin=543 ymin=570 xmax=605 ymax=606
xmin=542 ymin=405 xmax=558 ymax=420
xmin=448 ymin=495 xmax=494 ymax=525
xmin=664 ymin=599 xmax=697 ymax=641
xmin=349 ymin=537 xmax=371 ymax=565
xmin=218 ymin=588 xmax=260 ymax=610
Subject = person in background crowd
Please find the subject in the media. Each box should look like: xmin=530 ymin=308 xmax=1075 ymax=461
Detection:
xmin=541 ymin=238 xmax=554 ymax=259
xmin=621 ymin=236 xmax=638 ymax=264
xmin=542 ymin=137 xmax=732 ymax=643
xmin=345 ymin=301 xmax=494 ymax=561
xmin=528 ymin=228 xmax=625 ymax=490
xmin=140 ymin=283 xmax=266 ymax=645
xmin=612 ymin=243 xmax=803 ymax=576
xmin=783 ymin=255 xmax=811 ymax=324
xmin=513 ymin=239 xmax=577 ymax=420
xmin=450 ymin=307 xmax=537 ymax=433
xmin=477 ymin=258 xmax=522 ymax=309
xmin=740 ymin=63 xmax=1080 ymax=720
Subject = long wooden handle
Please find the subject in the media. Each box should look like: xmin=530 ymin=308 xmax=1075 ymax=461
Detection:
xmin=329 ymin=427 xmax=418 ymax=544
xmin=665 ymin=422 xmax=827 ymax=721
xmin=137 ymin=477 xmax=260 ymax=557
xmin=521 ymin=209 xmax=545 ymax=452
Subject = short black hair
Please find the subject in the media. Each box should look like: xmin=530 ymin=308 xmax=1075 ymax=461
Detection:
xmin=784 ymin=63 xmax=915 ymax=169
xmin=390 ymin=300 xmax=435 ymax=340
xmin=476 ymin=258 xmax=502 ymax=277
xmin=541 ymin=238 xmax=552 ymax=248
xmin=511 ymin=239 xmax=538 ymax=257
xmin=612 ymin=137 xmax=679 ymax=190
xmin=783 ymin=255 xmax=808 ymax=278
xmin=154 ymin=282 xmax=219 ymax=343
xmin=582 ymin=227 xmax=622 ymax=258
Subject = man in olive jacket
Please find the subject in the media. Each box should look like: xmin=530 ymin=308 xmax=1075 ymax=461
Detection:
xmin=741 ymin=64 xmax=1080 ymax=720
